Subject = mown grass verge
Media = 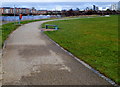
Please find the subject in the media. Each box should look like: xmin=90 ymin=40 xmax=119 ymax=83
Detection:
xmin=42 ymin=15 xmax=119 ymax=84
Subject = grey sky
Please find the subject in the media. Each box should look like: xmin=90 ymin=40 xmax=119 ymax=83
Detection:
xmin=1 ymin=0 xmax=120 ymax=2
xmin=1 ymin=0 xmax=119 ymax=10
xmin=2 ymin=2 xmax=117 ymax=10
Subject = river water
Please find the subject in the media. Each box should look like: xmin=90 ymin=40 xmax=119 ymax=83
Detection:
xmin=1 ymin=15 xmax=61 ymax=21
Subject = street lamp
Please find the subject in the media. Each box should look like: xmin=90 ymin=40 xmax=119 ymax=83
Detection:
xmin=14 ymin=5 xmax=15 ymax=24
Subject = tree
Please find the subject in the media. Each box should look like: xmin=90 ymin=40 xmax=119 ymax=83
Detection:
xmin=76 ymin=8 xmax=80 ymax=11
xmin=106 ymin=9 xmax=111 ymax=12
xmin=68 ymin=8 xmax=74 ymax=16
xmin=86 ymin=7 xmax=89 ymax=11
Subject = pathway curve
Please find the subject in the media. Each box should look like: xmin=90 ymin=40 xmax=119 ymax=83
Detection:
xmin=2 ymin=20 xmax=111 ymax=85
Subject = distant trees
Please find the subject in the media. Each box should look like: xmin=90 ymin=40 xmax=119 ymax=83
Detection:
xmin=60 ymin=8 xmax=120 ymax=17
xmin=44 ymin=8 xmax=120 ymax=17
xmin=68 ymin=9 xmax=74 ymax=16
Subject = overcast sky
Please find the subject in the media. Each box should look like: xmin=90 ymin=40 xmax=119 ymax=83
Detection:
xmin=1 ymin=0 xmax=120 ymax=2
xmin=1 ymin=0 xmax=119 ymax=10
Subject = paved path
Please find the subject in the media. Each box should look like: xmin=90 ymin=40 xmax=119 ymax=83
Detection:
xmin=2 ymin=20 xmax=110 ymax=85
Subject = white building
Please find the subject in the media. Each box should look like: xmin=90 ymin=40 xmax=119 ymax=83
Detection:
xmin=111 ymin=1 xmax=120 ymax=11
xmin=98 ymin=7 xmax=110 ymax=11
xmin=118 ymin=1 xmax=120 ymax=11
xmin=111 ymin=4 xmax=118 ymax=10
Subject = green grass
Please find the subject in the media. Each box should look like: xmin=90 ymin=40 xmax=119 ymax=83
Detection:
xmin=0 ymin=18 xmax=51 ymax=48
xmin=42 ymin=15 xmax=119 ymax=84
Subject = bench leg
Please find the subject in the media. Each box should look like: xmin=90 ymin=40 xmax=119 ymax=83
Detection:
xmin=45 ymin=26 xmax=48 ymax=29
xmin=55 ymin=27 xmax=58 ymax=30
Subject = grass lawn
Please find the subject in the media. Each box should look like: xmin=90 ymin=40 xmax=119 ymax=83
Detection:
xmin=0 ymin=18 xmax=51 ymax=48
xmin=42 ymin=15 xmax=119 ymax=84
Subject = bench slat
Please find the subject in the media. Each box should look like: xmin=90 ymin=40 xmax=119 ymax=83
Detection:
xmin=45 ymin=24 xmax=58 ymax=30
xmin=45 ymin=25 xmax=57 ymax=26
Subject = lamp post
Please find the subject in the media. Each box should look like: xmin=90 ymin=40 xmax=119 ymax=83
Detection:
xmin=14 ymin=5 xmax=15 ymax=24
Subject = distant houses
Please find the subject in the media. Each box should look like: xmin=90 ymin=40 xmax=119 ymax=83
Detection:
xmin=0 ymin=7 xmax=48 ymax=15
xmin=0 ymin=7 xmax=63 ymax=16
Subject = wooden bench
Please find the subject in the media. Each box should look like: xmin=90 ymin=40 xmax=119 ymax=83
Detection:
xmin=45 ymin=24 xmax=58 ymax=30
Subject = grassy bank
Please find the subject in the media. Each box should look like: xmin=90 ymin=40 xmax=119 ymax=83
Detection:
xmin=42 ymin=15 xmax=119 ymax=84
xmin=0 ymin=19 xmax=51 ymax=48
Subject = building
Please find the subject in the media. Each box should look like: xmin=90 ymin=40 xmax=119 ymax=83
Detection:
xmin=1 ymin=7 xmax=11 ymax=14
xmin=93 ymin=5 xmax=99 ymax=11
xmin=0 ymin=7 xmax=46 ymax=15
xmin=118 ymin=1 xmax=120 ymax=11
xmin=0 ymin=7 xmax=29 ymax=15
xmin=47 ymin=10 xmax=62 ymax=15
xmin=98 ymin=7 xmax=110 ymax=11
xmin=110 ymin=1 xmax=120 ymax=11
xmin=0 ymin=7 xmax=62 ymax=15
xmin=93 ymin=5 xmax=96 ymax=11
xmin=111 ymin=4 xmax=118 ymax=10
xmin=37 ymin=10 xmax=47 ymax=15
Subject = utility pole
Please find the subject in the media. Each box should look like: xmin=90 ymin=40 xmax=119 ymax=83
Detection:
xmin=14 ymin=5 xmax=15 ymax=24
